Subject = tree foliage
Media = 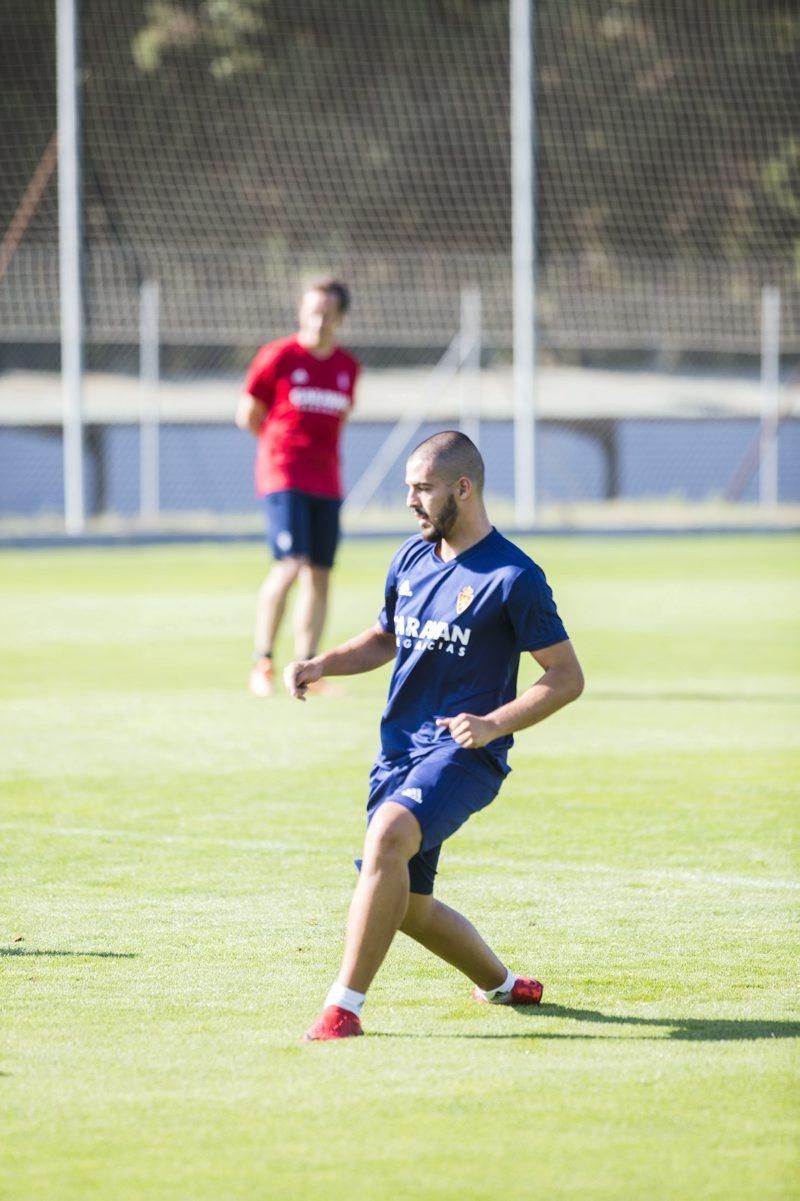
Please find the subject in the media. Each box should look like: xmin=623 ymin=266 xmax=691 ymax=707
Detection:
xmin=1 ymin=0 xmax=798 ymax=268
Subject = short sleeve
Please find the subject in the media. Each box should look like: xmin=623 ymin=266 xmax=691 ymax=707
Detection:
xmin=505 ymin=567 xmax=568 ymax=652
xmin=243 ymin=343 xmax=283 ymax=408
xmin=377 ymin=554 xmax=399 ymax=633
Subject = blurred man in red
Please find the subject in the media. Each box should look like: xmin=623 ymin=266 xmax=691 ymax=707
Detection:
xmin=236 ymin=279 xmax=359 ymax=696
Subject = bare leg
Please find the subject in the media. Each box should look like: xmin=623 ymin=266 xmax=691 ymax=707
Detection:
xmin=254 ymin=556 xmax=304 ymax=656
xmin=400 ymin=893 xmax=508 ymax=991
xmin=293 ymin=564 xmax=330 ymax=659
xmin=336 ymin=803 xmax=422 ymax=995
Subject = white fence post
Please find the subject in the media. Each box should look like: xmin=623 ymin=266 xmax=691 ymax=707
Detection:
xmin=759 ymin=285 xmax=781 ymax=508
xmin=459 ymin=287 xmax=481 ymax=447
xmin=139 ymin=279 xmax=160 ymax=522
xmin=511 ymin=0 xmax=537 ymax=527
xmin=57 ymin=0 xmax=85 ymax=534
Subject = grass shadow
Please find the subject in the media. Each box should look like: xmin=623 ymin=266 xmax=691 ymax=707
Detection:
xmin=528 ymin=1003 xmax=800 ymax=1041
xmin=374 ymin=1003 xmax=800 ymax=1042
xmin=1 ymin=947 xmax=137 ymax=959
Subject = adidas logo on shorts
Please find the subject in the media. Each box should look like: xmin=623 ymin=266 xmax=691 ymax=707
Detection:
xmin=400 ymin=787 xmax=422 ymax=804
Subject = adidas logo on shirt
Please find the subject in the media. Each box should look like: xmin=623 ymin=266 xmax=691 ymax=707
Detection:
xmin=398 ymin=579 xmax=413 ymax=597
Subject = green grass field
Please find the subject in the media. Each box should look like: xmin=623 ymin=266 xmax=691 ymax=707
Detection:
xmin=2 ymin=534 xmax=798 ymax=1200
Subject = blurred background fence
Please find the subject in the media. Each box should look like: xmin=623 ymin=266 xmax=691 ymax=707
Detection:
xmin=1 ymin=0 xmax=799 ymax=533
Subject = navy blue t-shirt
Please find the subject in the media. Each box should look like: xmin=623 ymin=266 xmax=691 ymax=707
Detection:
xmin=376 ymin=528 xmax=568 ymax=769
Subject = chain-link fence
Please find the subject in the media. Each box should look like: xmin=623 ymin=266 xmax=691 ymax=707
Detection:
xmin=1 ymin=1 xmax=798 ymax=532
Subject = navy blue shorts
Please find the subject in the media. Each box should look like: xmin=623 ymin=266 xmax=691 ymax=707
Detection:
xmin=360 ymin=745 xmax=507 ymax=895
xmin=263 ymin=490 xmax=342 ymax=568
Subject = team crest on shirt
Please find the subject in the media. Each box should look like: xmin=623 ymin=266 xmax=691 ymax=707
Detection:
xmin=456 ymin=585 xmax=475 ymax=615
xmin=291 ymin=368 xmax=310 ymax=384
xmin=337 ymin=372 xmax=350 ymax=390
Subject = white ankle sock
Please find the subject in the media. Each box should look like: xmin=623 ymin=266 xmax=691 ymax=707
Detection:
xmin=476 ymin=966 xmax=517 ymax=1001
xmin=325 ymin=982 xmax=366 ymax=1017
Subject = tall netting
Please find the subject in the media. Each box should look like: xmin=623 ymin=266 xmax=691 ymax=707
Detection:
xmin=1 ymin=0 xmax=798 ymax=529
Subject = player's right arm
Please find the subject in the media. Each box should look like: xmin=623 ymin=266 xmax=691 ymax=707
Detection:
xmin=284 ymin=624 xmax=396 ymax=701
xmin=236 ymin=341 xmax=283 ymax=435
xmin=235 ymin=393 xmax=268 ymax=435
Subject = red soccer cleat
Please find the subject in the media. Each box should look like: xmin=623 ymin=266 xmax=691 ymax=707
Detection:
xmin=303 ymin=1005 xmax=364 ymax=1042
xmin=472 ymin=976 xmax=544 ymax=1006
xmin=249 ymin=656 xmax=274 ymax=698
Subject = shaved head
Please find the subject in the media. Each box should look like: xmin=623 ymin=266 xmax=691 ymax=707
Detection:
xmin=408 ymin=431 xmax=485 ymax=495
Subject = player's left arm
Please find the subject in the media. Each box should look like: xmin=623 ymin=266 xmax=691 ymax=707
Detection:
xmin=435 ymin=639 xmax=584 ymax=749
xmin=340 ymin=357 xmax=360 ymax=424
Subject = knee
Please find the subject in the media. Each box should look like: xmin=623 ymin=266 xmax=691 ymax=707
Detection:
xmin=364 ymin=805 xmax=421 ymax=869
xmin=266 ymin=557 xmax=303 ymax=590
xmin=300 ymin=564 xmax=330 ymax=598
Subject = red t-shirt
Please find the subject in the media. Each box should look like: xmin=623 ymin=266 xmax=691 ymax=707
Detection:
xmin=244 ymin=336 xmax=360 ymax=498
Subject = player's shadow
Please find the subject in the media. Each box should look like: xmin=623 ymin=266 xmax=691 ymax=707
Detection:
xmin=1 ymin=947 xmax=136 ymax=959
xmin=511 ymin=1004 xmax=797 ymax=1042
xmin=376 ymin=1003 xmax=800 ymax=1042
xmin=476 ymin=1003 xmax=800 ymax=1042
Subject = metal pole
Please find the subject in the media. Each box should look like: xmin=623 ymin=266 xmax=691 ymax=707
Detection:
xmin=759 ymin=286 xmax=780 ymax=508
xmin=511 ymin=0 xmax=536 ymax=526
xmin=57 ymin=0 xmax=85 ymax=534
xmin=459 ymin=287 xmax=481 ymax=448
xmin=139 ymin=279 xmax=161 ymax=522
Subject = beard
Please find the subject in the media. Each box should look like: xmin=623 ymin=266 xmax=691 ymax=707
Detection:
xmin=415 ymin=492 xmax=459 ymax=542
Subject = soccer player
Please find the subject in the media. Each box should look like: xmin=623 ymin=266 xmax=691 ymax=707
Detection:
xmin=236 ymin=278 xmax=360 ymax=697
xmin=285 ymin=431 xmax=584 ymax=1041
